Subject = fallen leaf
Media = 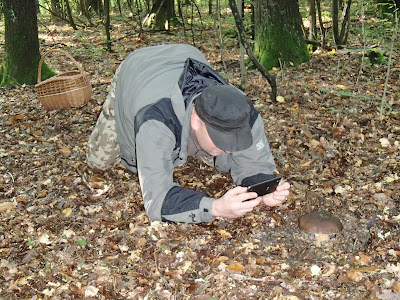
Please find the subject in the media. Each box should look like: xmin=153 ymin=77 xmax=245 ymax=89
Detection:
xmin=385 ymin=175 xmax=398 ymax=183
xmin=85 ymin=285 xmax=99 ymax=297
xmin=63 ymin=229 xmax=76 ymax=238
xmin=181 ymin=260 xmax=192 ymax=273
xmin=15 ymin=197 xmax=27 ymax=203
xmin=358 ymin=252 xmax=372 ymax=266
xmin=9 ymin=114 xmax=24 ymax=124
xmin=226 ymin=263 xmax=244 ymax=272
xmin=38 ymin=190 xmax=46 ymax=198
xmin=392 ymin=281 xmax=400 ymax=292
xmin=379 ymin=138 xmax=391 ymax=148
xmin=76 ymin=239 xmax=87 ymax=247
xmin=216 ymin=229 xmax=232 ymax=238
xmin=59 ymin=147 xmax=72 ymax=157
xmin=62 ymin=208 xmax=72 ymax=216
xmin=38 ymin=233 xmax=52 ymax=245
xmin=276 ymin=96 xmax=285 ymax=103
xmin=347 ymin=269 xmax=363 ymax=282
xmin=0 ymin=202 xmax=15 ymax=213
xmin=217 ymin=256 xmax=230 ymax=262
xmin=118 ymin=244 xmax=129 ymax=252
xmin=310 ymin=264 xmax=321 ymax=276
xmin=336 ymin=84 xmax=347 ymax=90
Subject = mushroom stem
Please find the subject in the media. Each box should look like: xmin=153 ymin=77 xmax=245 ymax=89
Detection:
xmin=315 ymin=234 xmax=330 ymax=247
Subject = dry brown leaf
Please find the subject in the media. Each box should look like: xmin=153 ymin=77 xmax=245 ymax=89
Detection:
xmin=217 ymin=256 xmax=230 ymax=262
xmin=15 ymin=197 xmax=27 ymax=203
xmin=9 ymin=114 xmax=24 ymax=124
xmin=38 ymin=190 xmax=46 ymax=198
xmin=216 ymin=229 xmax=232 ymax=238
xmin=226 ymin=262 xmax=244 ymax=272
xmin=0 ymin=202 xmax=15 ymax=213
xmin=358 ymin=252 xmax=372 ymax=266
xmin=346 ymin=270 xmax=363 ymax=282
xmin=136 ymin=237 xmax=147 ymax=248
xmin=392 ymin=281 xmax=400 ymax=292
xmin=59 ymin=147 xmax=72 ymax=157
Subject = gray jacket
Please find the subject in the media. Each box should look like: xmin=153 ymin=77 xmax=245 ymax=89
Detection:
xmin=114 ymin=44 xmax=276 ymax=223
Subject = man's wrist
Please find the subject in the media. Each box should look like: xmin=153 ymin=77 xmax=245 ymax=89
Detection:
xmin=199 ymin=197 xmax=216 ymax=222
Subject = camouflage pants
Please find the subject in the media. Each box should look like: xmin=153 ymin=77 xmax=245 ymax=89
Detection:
xmin=86 ymin=66 xmax=122 ymax=170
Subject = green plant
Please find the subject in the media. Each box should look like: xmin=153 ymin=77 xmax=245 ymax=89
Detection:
xmin=27 ymin=237 xmax=36 ymax=248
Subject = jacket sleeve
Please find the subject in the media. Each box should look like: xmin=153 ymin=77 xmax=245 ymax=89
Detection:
xmin=215 ymin=115 xmax=277 ymax=186
xmin=136 ymin=120 xmax=215 ymax=223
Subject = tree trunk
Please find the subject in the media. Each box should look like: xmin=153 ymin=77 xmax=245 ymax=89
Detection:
xmin=228 ymin=0 xmax=277 ymax=100
xmin=64 ymin=0 xmax=77 ymax=30
xmin=237 ymin=0 xmax=247 ymax=90
xmin=308 ymin=0 xmax=317 ymax=40
xmin=104 ymin=0 xmax=112 ymax=51
xmin=78 ymin=0 xmax=92 ymax=24
xmin=333 ymin=0 xmax=352 ymax=46
xmin=254 ymin=0 xmax=309 ymax=71
xmin=315 ymin=0 xmax=326 ymax=45
xmin=116 ymin=0 xmax=122 ymax=16
xmin=50 ymin=0 xmax=63 ymax=23
xmin=0 ymin=0 xmax=54 ymax=86
xmin=148 ymin=0 xmax=175 ymax=30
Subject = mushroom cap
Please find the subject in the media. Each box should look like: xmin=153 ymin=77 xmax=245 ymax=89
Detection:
xmin=298 ymin=211 xmax=343 ymax=234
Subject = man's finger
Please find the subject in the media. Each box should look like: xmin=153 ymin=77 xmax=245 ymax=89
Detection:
xmin=241 ymin=196 xmax=261 ymax=207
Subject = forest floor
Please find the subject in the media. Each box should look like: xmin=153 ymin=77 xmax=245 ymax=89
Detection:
xmin=0 ymin=16 xmax=400 ymax=300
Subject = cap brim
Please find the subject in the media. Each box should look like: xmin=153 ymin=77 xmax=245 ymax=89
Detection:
xmin=206 ymin=124 xmax=253 ymax=152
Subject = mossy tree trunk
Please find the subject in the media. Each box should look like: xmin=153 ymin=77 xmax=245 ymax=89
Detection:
xmin=254 ymin=0 xmax=310 ymax=71
xmin=0 ymin=0 xmax=54 ymax=86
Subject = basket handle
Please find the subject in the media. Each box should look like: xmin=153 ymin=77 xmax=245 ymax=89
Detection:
xmin=37 ymin=49 xmax=85 ymax=83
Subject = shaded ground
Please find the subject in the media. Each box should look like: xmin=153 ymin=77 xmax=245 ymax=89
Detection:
xmin=1 ymin=18 xmax=400 ymax=299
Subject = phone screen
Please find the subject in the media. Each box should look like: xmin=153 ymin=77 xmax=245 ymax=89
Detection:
xmin=247 ymin=177 xmax=281 ymax=196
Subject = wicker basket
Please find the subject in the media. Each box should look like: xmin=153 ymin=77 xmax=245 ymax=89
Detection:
xmin=35 ymin=49 xmax=92 ymax=110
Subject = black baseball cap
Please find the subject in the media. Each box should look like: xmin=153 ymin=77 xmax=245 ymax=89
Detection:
xmin=195 ymin=85 xmax=253 ymax=152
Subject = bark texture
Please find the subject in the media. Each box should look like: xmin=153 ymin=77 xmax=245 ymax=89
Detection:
xmin=254 ymin=0 xmax=310 ymax=70
xmin=0 ymin=0 xmax=53 ymax=86
xmin=149 ymin=0 xmax=175 ymax=30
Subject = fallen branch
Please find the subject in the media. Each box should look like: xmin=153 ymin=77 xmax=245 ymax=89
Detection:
xmin=231 ymin=273 xmax=283 ymax=283
xmin=76 ymin=166 xmax=94 ymax=193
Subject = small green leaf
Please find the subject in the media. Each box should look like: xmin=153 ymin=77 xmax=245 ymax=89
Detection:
xmin=318 ymin=87 xmax=330 ymax=93
xmin=45 ymin=261 xmax=51 ymax=272
xmin=27 ymin=237 xmax=36 ymax=248
xmin=76 ymin=239 xmax=87 ymax=247
xmin=337 ymin=90 xmax=354 ymax=97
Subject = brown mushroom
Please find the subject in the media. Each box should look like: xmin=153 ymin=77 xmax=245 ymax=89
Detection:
xmin=298 ymin=211 xmax=343 ymax=247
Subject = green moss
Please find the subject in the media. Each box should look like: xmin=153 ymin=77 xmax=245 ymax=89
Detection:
xmin=0 ymin=56 xmax=55 ymax=87
xmin=254 ymin=24 xmax=310 ymax=71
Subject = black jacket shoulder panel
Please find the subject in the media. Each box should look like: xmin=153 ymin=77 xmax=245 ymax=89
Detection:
xmin=135 ymin=98 xmax=182 ymax=150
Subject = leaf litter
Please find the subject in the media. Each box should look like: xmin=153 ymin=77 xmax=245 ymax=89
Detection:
xmin=0 ymin=18 xmax=399 ymax=299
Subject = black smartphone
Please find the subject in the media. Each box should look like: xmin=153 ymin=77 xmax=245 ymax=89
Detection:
xmin=247 ymin=177 xmax=282 ymax=197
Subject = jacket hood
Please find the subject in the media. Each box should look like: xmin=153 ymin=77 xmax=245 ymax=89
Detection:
xmin=178 ymin=58 xmax=228 ymax=108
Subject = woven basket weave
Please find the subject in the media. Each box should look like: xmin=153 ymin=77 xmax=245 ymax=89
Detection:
xmin=35 ymin=49 xmax=92 ymax=110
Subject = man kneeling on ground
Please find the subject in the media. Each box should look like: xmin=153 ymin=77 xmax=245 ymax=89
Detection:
xmin=86 ymin=44 xmax=291 ymax=223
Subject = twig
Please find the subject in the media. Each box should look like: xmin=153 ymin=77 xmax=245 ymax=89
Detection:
xmin=76 ymin=167 xmax=94 ymax=193
xmin=230 ymin=273 xmax=283 ymax=283
xmin=379 ymin=7 xmax=398 ymax=121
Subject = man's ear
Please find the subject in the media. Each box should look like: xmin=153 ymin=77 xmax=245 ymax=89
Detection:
xmin=191 ymin=107 xmax=201 ymax=130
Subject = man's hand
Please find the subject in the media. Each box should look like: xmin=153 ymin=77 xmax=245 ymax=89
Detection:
xmin=211 ymin=186 xmax=261 ymax=219
xmin=261 ymin=181 xmax=291 ymax=207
